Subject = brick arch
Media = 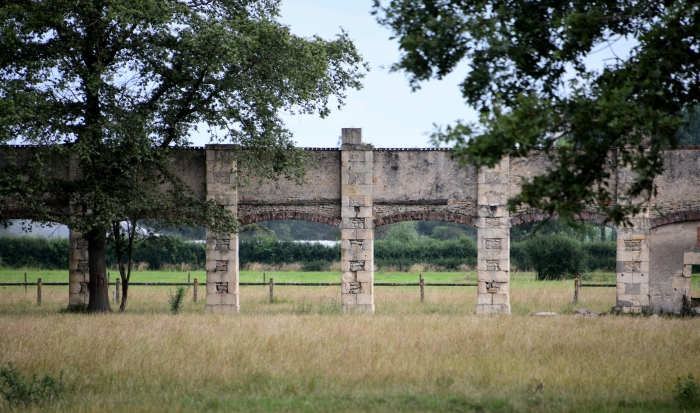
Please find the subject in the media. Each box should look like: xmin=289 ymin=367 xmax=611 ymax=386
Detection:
xmin=649 ymin=209 xmax=700 ymax=228
xmin=510 ymin=211 xmax=616 ymax=227
xmin=238 ymin=212 xmax=340 ymax=227
xmin=374 ymin=212 xmax=477 ymax=228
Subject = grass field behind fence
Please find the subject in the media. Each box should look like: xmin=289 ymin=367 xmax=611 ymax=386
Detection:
xmin=1 ymin=270 xmax=699 ymax=412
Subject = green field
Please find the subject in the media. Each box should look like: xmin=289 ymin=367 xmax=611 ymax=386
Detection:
xmin=1 ymin=269 xmax=699 ymax=412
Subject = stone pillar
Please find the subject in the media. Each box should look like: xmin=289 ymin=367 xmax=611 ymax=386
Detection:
xmin=67 ymin=154 xmax=89 ymax=309
xmin=615 ymin=216 xmax=650 ymax=313
xmin=68 ymin=229 xmax=89 ymax=308
xmin=340 ymin=128 xmax=374 ymax=313
xmin=205 ymin=145 xmax=239 ymax=313
xmin=476 ymin=157 xmax=511 ymax=315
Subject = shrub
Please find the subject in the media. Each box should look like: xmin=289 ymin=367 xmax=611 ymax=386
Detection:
xmin=519 ymin=233 xmax=585 ymax=280
xmin=302 ymin=260 xmax=332 ymax=271
xmin=0 ymin=362 xmax=62 ymax=407
xmin=676 ymin=374 xmax=700 ymax=409
xmin=168 ymin=287 xmax=187 ymax=314
xmin=582 ymin=241 xmax=616 ymax=271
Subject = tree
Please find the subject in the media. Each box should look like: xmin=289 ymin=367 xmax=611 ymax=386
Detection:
xmin=373 ymin=1 xmax=700 ymax=225
xmin=0 ymin=0 xmax=366 ymax=311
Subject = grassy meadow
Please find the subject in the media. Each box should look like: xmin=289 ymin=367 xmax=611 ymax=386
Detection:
xmin=1 ymin=269 xmax=699 ymax=412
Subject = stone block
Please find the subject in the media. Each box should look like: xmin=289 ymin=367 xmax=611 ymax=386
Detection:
xmin=356 ymin=206 xmax=373 ymax=218
xmin=617 ymin=273 xmax=632 ymax=283
xmin=341 ymin=206 xmax=358 ymax=217
xmin=478 ymin=228 xmax=508 ymax=239
xmin=684 ymin=252 xmax=700 ymax=265
xmin=342 ymin=184 xmax=372 ymax=196
xmin=477 ymin=271 xmax=509 ymax=283
xmin=672 ymin=275 xmax=690 ymax=290
xmin=632 ymin=273 xmax=648 ymax=283
xmin=477 ymin=293 xmax=492 ymax=305
xmin=625 ymin=283 xmax=641 ymax=295
xmin=341 ymin=293 xmax=357 ymax=306
xmin=355 ymin=229 xmax=373 ymax=239
xmin=356 ymin=293 xmax=373 ymax=305
xmin=206 ymin=282 xmax=220 ymax=294
xmin=617 ymin=250 xmax=649 ymax=262
xmin=69 ymin=294 xmax=88 ymax=307
xmin=480 ymin=249 xmax=510 ymax=261
xmin=477 ymin=281 xmax=487 ymax=294
xmin=476 ymin=304 xmax=509 ymax=315
xmin=341 ymin=229 xmax=357 ymax=240
xmin=221 ymin=292 xmax=238 ymax=306
xmin=69 ymin=271 xmax=86 ymax=284
xmin=356 ymin=271 xmax=373 ymax=283
xmin=683 ymin=265 xmax=692 ymax=278
xmin=492 ymin=293 xmax=509 ymax=305
xmin=206 ymin=293 xmax=222 ymax=306
xmin=342 ymin=271 xmax=356 ymax=283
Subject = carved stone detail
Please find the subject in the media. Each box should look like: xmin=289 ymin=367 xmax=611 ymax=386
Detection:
xmin=349 ymin=261 xmax=365 ymax=271
xmin=486 ymin=260 xmax=500 ymax=271
xmin=215 ymin=238 xmax=230 ymax=252
xmin=215 ymin=260 xmax=228 ymax=271
xmin=485 ymin=239 xmax=502 ymax=249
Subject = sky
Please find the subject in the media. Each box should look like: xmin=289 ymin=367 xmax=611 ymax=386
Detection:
xmin=191 ymin=0 xmax=479 ymax=149
xmin=189 ymin=0 xmax=636 ymax=149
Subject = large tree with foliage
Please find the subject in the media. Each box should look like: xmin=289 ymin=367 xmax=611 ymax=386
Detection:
xmin=373 ymin=0 xmax=699 ymax=225
xmin=0 ymin=0 xmax=365 ymax=312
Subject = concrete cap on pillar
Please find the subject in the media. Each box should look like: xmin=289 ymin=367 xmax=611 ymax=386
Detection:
xmin=342 ymin=128 xmax=362 ymax=145
xmin=341 ymin=128 xmax=373 ymax=150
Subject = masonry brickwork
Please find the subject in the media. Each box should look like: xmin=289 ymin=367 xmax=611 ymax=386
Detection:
xmin=5 ymin=130 xmax=700 ymax=314
xmin=204 ymin=146 xmax=239 ymax=313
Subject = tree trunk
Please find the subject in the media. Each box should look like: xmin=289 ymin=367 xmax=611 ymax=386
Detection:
xmin=87 ymin=228 xmax=112 ymax=313
xmin=119 ymin=281 xmax=128 ymax=312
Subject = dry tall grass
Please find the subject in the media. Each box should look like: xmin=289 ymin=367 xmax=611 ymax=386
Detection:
xmin=0 ymin=282 xmax=698 ymax=412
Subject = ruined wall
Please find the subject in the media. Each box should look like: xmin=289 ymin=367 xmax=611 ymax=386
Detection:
xmin=372 ymin=149 xmax=478 ymax=226
xmin=650 ymin=149 xmax=700 ymax=218
xmin=648 ymin=221 xmax=700 ymax=313
xmin=237 ymin=150 xmax=341 ymax=225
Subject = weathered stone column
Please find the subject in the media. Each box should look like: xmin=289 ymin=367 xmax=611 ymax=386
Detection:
xmin=68 ymin=229 xmax=89 ymax=308
xmin=476 ymin=157 xmax=511 ymax=315
xmin=615 ymin=216 xmax=650 ymax=313
xmin=340 ymin=128 xmax=374 ymax=313
xmin=67 ymin=154 xmax=89 ymax=309
xmin=205 ymin=145 xmax=239 ymax=313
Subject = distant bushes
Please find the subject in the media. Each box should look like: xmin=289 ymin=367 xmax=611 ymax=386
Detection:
xmin=511 ymin=235 xmax=616 ymax=279
xmin=0 ymin=233 xmax=616 ymax=276
xmin=375 ymin=237 xmax=477 ymax=270
xmin=0 ymin=237 xmax=68 ymax=269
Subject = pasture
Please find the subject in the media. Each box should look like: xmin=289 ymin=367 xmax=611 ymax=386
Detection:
xmin=1 ymin=270 xmax=699 ymax=412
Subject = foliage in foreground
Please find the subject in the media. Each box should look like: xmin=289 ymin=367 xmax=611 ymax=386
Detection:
xmin=0 ymin=362 xmax=62 ymax=407
xmin=374 ymin=0 xmax=700 ymax=226
xmin=168 ymin=287 xmax=187 ymax=315
xmin=676 ymin=374 xmax=700 ymax=409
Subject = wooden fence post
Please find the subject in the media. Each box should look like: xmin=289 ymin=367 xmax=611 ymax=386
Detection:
xmin=116 ymin=278 xmax=121 ymax=302
xmin=420 ymin=275 xmax=425 ymax=302
xmin=193 ymin=278 xmax=198 ymax=302
xmin=263 ymin=272 xmax=266 ymax=289
xmin=188 ymin=272 xmax=191 ymax=286
xmin=269 ymin=277 xmax=274 ymax=303
xmin=37 ymin=278 xmax=42 ymax=306
xmin=24 ymin=272 xmax=27 ymax=293
xmin=573 ymin=278 xmax=579 ymax=305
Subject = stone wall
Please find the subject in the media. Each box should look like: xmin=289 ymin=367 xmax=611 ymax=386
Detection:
xmin=204 ymin=146 xmax=239 ymax=313
xmin=6 ymin=133 xmax=700 ymax=315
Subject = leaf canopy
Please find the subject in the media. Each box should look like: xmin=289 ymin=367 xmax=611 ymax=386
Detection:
xmin=374 ymin=0 xmax=700 ymax=224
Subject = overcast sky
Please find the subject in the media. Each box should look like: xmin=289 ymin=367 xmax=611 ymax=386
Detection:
xmin=192 ymin=0 xmax=633 ymax=149
xmin=191 ymin=0 xmax=479 ymax=149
